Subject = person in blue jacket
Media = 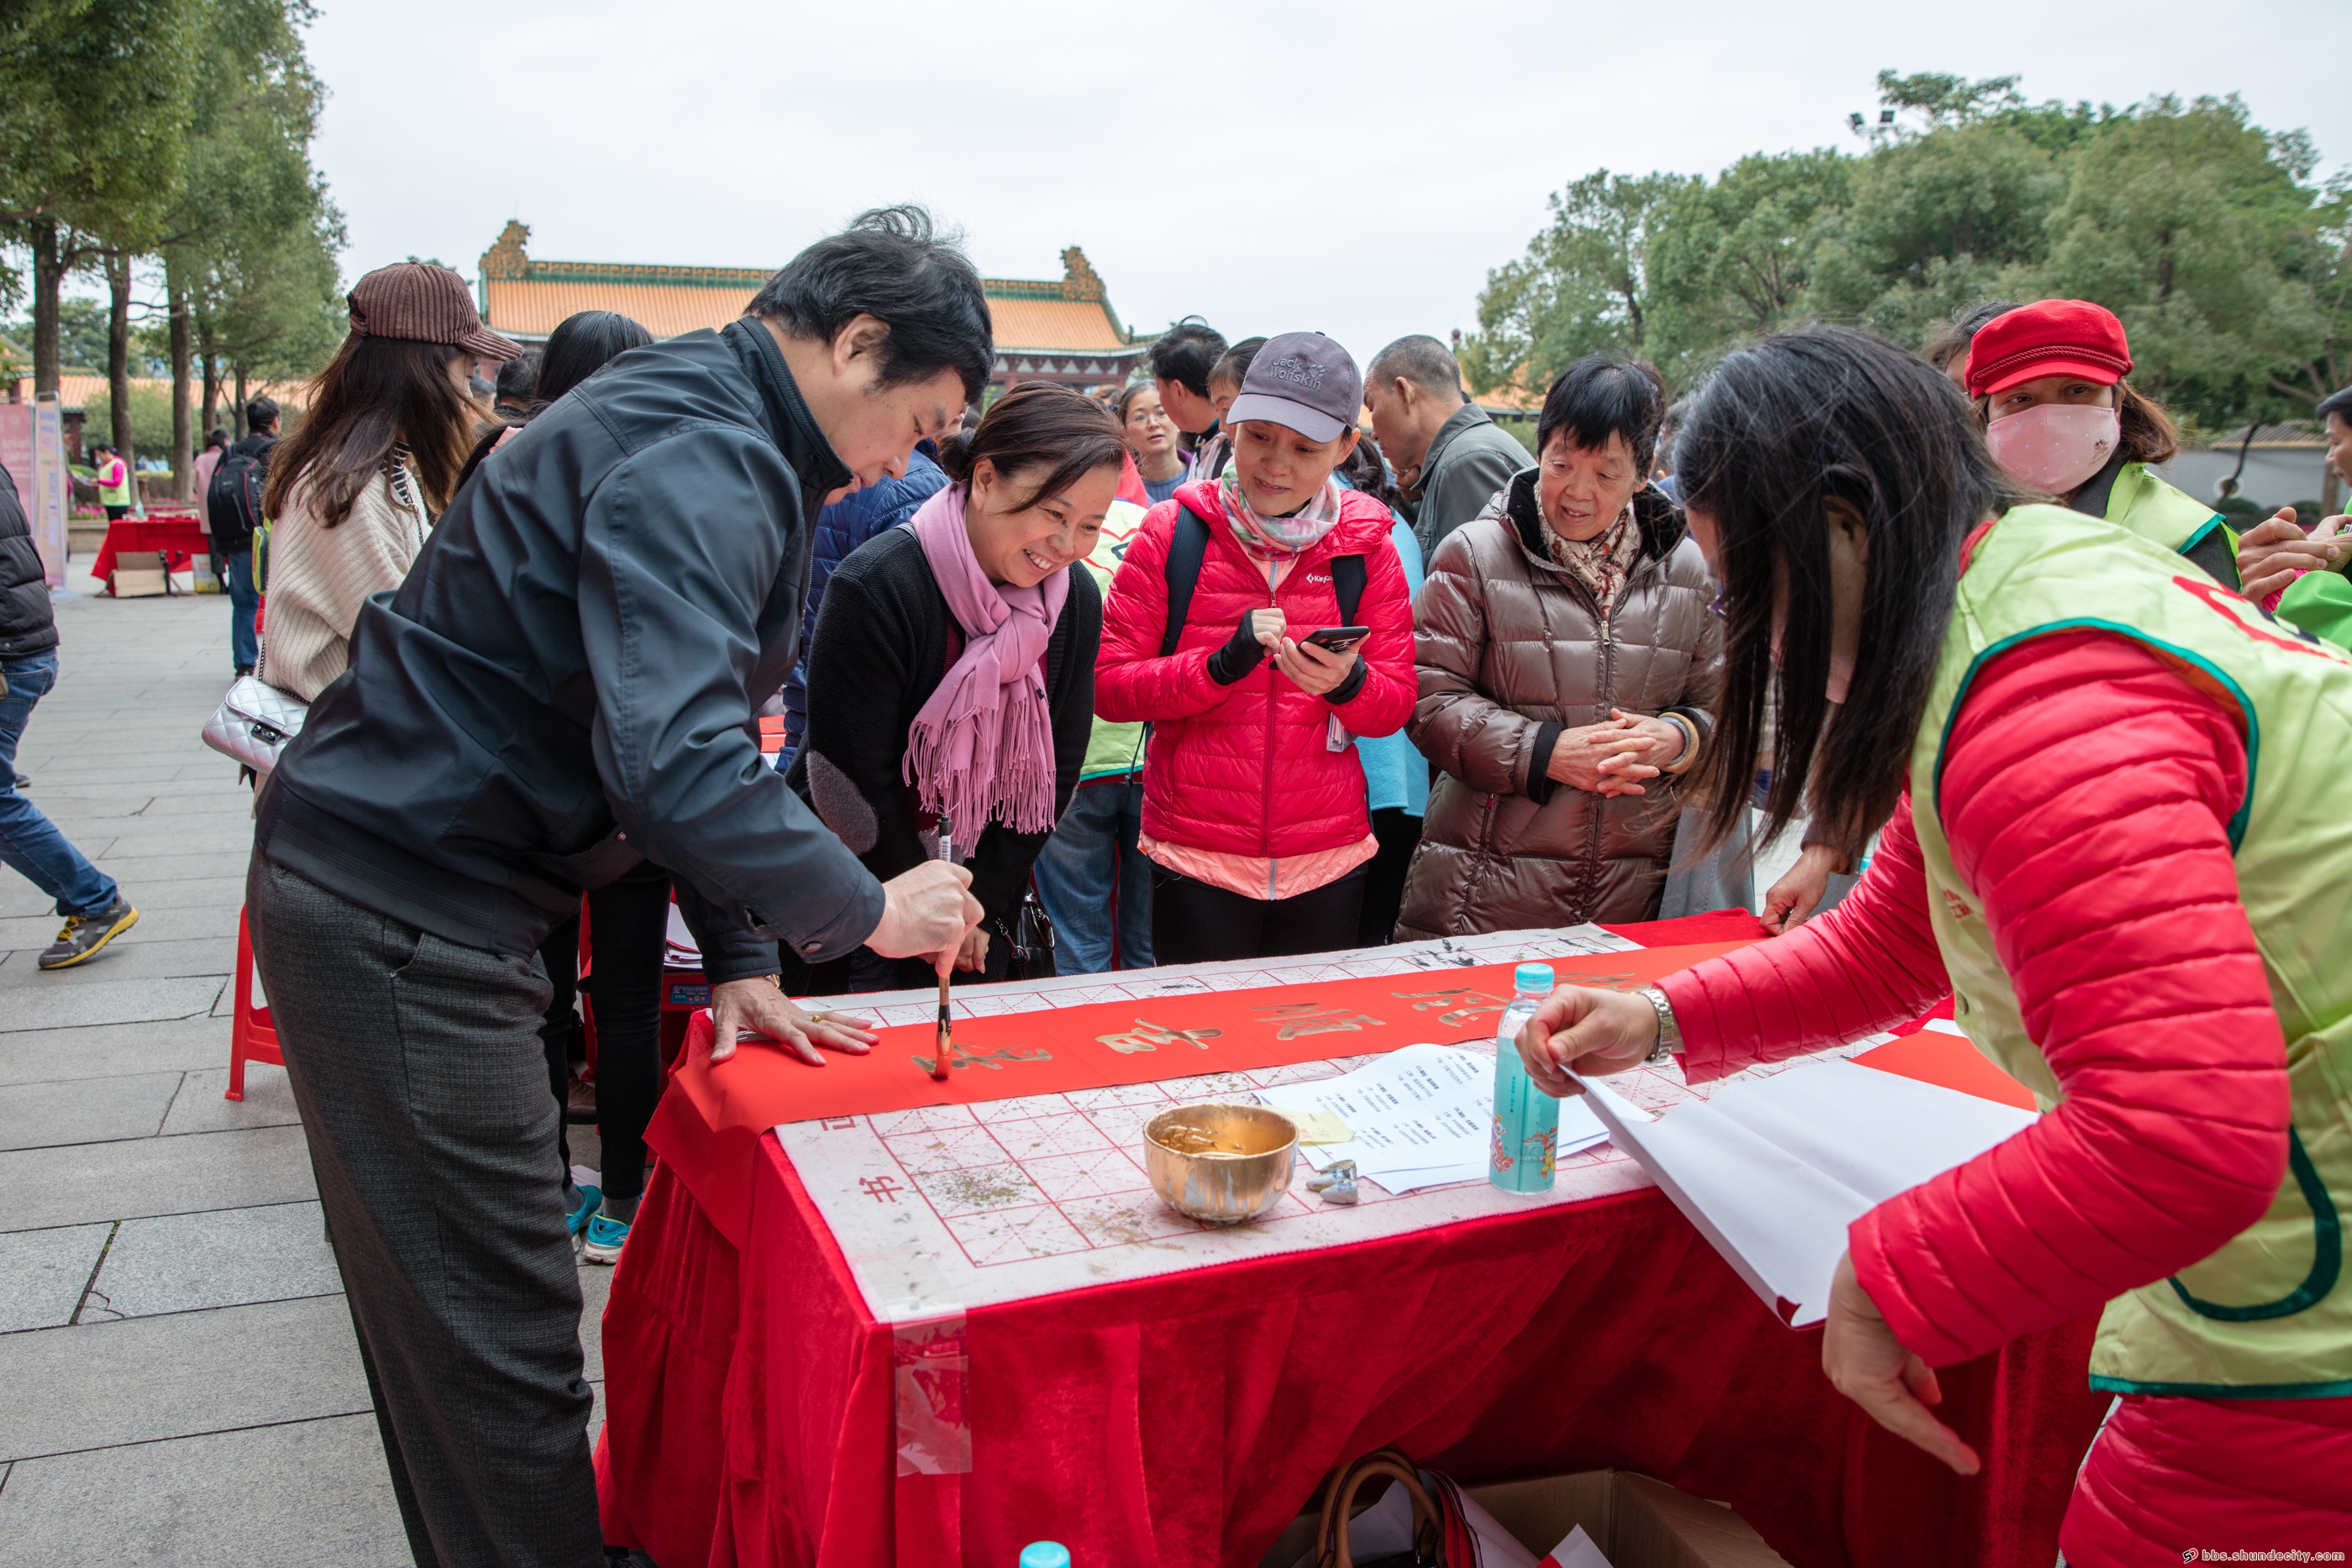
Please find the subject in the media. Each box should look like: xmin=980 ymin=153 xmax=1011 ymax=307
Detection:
xmin=777 ymin=445 xmax=950 ymax=766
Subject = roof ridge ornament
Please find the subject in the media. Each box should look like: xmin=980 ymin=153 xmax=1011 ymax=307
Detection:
xmin=1060 ymin=246 xmax=1105 ymax=302
xmin=481 ymin=220 xmax=531 ymax=281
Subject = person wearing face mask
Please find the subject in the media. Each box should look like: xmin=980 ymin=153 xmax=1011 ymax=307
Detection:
xmin=1518 ymin=326 xmax=2352 ymax=1565
xmin=1964 ymin=299 xmax=2252 ymax=591
xmin=790 ymin=382 xmax=1116 ymax=992
xmin=1397 ymin=355 xmax=1721 ymax=940
xmin=1098 ymin=332 xmax=1416 ymax=963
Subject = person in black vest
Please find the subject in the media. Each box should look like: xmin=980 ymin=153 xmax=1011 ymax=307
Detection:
xmin=0 ymin=463 xmax=139 ymax=968
xmin=206 ymin=395 xmax=279 ymax=676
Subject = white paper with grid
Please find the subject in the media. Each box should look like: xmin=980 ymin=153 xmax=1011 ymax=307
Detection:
xmin=775 ymin=926 xmax=1896 ymax=1320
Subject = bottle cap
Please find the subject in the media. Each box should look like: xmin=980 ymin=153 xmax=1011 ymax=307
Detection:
xmin=1020 ymin=1545 xmax=1072 ymax=1568
xmin=1515 ymin=962 xmax=1555 ymax=994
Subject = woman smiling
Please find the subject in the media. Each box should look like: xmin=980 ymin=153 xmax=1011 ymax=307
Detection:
xmin=1398 ymin=355 xmax=1720 ymax=938
xmin=790 ymin=383 xmax=1117 ymax=990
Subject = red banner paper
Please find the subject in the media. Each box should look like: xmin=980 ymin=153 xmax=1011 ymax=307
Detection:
xmin=649 ymin=941 xmax=1751 ymax=1246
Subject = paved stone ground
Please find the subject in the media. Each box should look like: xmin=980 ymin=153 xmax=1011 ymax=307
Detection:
xmin=0 ymin=571 xmax=610 ymax=1566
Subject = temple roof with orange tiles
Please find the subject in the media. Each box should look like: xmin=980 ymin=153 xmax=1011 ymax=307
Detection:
xmin=477 ymin=222 xmax=1147 ymax=390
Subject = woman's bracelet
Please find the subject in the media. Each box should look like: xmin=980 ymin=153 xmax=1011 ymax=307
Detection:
xmin=1637 ymin=985 xmax=1683 ymax=1063
xmin=1656 ymin=711 xmax=1701 ymax=774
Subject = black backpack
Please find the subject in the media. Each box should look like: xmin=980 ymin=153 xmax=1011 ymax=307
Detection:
xmin=206 ymin=446 xmax=268 ymax=554
xmin=1158 ymin=502 xmax=1363 ymax=657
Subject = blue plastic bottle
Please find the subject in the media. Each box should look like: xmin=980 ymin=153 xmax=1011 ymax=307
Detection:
xmin=1489 ymin=962 xmax=1559 ymax=1194
xmin=1020 ymin=1544 xmax=1071 ymax=1568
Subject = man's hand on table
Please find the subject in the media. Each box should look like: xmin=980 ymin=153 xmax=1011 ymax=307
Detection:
xmin=709 ymin=979 xmax=877 ymax=1067
xmin=1822 ymin=1253 xmax=1982 ymax=1476
xmin=869 ymin=861 xmax=982 ymax=958
xmin=1513 ymin=985 xmax=1659 ymax=1096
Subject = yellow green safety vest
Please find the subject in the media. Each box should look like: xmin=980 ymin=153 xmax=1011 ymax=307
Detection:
xmin=96 ymin=457 xmax=132 ymax=509
xmin=2103 ymin=461 xmax=2240 ymax=592
xmin=1909 ymin=503 xmax=2352 ymax=1399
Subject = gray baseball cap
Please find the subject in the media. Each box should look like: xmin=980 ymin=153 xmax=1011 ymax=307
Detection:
xmin=1225 ymin=331 xmax=1362 ymax=444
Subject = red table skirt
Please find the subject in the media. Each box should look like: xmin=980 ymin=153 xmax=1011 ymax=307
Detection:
xmin=92 ymin=517 xmax=211 ymax=589
xmin=596 ymin=915 xmax=2109 ymax=1567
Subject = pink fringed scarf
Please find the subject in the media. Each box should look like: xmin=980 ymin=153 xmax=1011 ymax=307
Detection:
xmin=900 ymin=485 xmax=1068 ymax=836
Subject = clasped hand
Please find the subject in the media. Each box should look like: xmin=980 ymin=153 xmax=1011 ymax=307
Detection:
xmin=2236 ymin=508 xmax=2349 ymax=602
xmin=1251 ymin=608 xmax=1360 ymax=698
xmin=1546 ymin=709 xmax=1685 ymax=795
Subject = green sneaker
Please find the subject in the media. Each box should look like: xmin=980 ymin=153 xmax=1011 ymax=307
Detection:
xmin=39 ymin=895 xmax=138 ymax=970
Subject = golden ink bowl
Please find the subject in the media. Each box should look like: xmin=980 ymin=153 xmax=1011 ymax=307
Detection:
xmin=1142 ymin=1102 xmax=1299 ymax=1225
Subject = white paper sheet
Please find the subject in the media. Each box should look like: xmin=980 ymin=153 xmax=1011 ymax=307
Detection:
xmin=1576 ymin=1060 xmax=2037 ymax=1327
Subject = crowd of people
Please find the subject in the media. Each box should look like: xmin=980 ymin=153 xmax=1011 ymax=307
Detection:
xmin=176 ymin=207 xmax=2347 ymax=1564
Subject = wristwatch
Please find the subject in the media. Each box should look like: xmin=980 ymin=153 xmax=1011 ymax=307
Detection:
xmin=1636 ymin=985 xmax=1683 ymax=1064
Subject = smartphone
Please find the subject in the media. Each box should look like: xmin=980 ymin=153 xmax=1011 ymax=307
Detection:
xmin=1302 ymin=626 xmax=1371 ymax=654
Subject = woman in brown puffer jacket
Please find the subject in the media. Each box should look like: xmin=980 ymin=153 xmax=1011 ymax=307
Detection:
xmin=1396 ymin=356 xmax=1721 ymax=939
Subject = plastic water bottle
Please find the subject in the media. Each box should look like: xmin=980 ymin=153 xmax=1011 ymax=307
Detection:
xmin=1020 ymin=1544 xmax=1071 ymax=1568
xmin=1490 ymin=962 xmax=1559 ymax=1194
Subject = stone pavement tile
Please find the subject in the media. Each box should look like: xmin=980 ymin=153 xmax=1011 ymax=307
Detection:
xmin=0 ymin=1070 xmax=181 ymax=1150
xmin=90 ymin=849 xmax=252 ymax=884
xmin=0 ymin=1293 xmax=368 ymax=1461
xmin=578 ymin=1262 xmax=612 ymax=1382
xmin=57 ymin=820 xmax=253 ymax=859
xmin=0 ymin=792 xmax=155 ymax=819
xmin=0 ymin=900 xmax=239 ymax=952
xmin=0 ymin=1413 xmax=409 ymax=1568
xmin=0 ymin=1224 xmax=111 ymax=1333
xmin=87 ymin=1201 xmax=339 ymax=1320
xmin=0 ymin=1123 xmax=314 ymax=1233
xmin=0 ymin=975 xmax=221 ymax=1033
xmin=132 ymin=793 xmax=258 ymax=818
xmin=0 ymin=874 xmax=244 ymax=919
xmin=8 ymin=761 xmax=194 ymax=787
xmin=0 ymin=937 xmax=234 ymax=988
xmin=0 ymin=1014 xmax=231 ymax=1088
xmin=160 ymin=1063 xmax=297 ymax=1135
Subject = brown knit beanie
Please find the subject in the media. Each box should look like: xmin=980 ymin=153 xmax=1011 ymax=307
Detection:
xmin=347 ymin=261 xmax=522 ymax=363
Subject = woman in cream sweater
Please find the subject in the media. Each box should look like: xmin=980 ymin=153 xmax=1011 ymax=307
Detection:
xmin=261 ymin=262 xmax=518 ymax=700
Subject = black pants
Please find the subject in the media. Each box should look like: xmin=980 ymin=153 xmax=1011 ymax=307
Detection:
xmin=249 ymin=856 xmax=601 ymax=1568
xmin=537 ymin=865 xmax=669 ymax=1203
xmin=1357 ymin=807 xmax=1424 ymax=947
xmin=1151 ymin=864 xmax=1368 ymax=966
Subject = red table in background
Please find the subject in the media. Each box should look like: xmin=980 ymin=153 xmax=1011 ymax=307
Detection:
xmin=595 ymin=913 xmax=2108 ymax=1568
xmin=91 ymin=512 xmax=211 ymax=592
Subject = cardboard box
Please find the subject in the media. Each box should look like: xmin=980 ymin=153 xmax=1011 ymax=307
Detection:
xmin=111 ymin=567 xmax=167 ymax=598
xmin=1256 ymin=1468 xmax=1793 ymax=1568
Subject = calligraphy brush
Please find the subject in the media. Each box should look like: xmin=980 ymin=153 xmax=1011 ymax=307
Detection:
xmin=932 ymin=812 xmax=954 ymax=1083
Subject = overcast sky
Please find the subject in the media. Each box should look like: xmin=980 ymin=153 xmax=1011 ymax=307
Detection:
xmin=297 ymin=0 xmax=2350 ymax=364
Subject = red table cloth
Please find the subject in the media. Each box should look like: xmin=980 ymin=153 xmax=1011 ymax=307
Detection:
xmin=91 ymin=516 xmax=211 ymax=590
xmin=595 ymin=914 xmax=2109 ymax=1567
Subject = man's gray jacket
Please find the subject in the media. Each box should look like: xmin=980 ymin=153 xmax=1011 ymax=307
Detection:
xmin=255 ymin=319 xmax=883 ymax=983
xmin=1410 ymin=402 xmax=1531 ymax=560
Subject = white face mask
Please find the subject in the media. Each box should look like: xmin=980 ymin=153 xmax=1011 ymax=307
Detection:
xmin=1986 ymin=402 xmax=2121 ymax=496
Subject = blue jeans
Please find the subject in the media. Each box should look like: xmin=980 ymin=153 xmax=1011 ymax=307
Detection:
xmin=1030 ymin=775 xmax=1152 ymax=973
xmin=0 ymin=653 xmax=118 ymax=916
xmin=224 ymin=548 xmax=259 ymax=672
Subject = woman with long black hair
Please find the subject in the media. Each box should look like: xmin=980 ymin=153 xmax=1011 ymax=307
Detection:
xmin=1516 ymin=325 xmax=2351 ymax=1562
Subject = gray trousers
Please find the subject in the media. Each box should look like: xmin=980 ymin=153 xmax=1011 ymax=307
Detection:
xmin=247 ymin=856 xmax=603 ymax=1568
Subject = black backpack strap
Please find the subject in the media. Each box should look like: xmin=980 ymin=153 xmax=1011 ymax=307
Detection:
xmin=1331 ymin=554 xmax=1366 ymax=627
xmin=1160 ymin=504 xmax=1212 ymax=658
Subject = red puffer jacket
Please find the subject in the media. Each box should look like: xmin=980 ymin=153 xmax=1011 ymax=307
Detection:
xmin=1097 ymin=480 xmax=1415 ymax=858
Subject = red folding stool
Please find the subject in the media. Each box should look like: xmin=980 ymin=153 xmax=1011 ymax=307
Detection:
xmin=226 ymin=907 xmax=282 ymax=1100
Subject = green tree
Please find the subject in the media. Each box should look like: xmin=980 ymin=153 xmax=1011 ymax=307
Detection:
xmin=1460 ymin=170 xmax=1695 ymax=396
xmin=1646 ymin=149 xmax=1852 ymax=381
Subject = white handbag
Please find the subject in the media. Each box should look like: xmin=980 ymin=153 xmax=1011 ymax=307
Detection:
xmin=202 ymin=672 xmax=308 ymax=774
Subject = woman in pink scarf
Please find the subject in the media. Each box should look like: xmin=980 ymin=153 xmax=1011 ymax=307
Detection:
xmin=787 ymin=384 xmax=1124 ymax=992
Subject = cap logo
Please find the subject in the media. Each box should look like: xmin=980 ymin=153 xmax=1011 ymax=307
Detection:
xmin=1266 ymin=354 xmax=1328 ymax=391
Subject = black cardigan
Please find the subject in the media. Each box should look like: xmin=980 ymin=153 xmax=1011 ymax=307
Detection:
xmin=788 ymin=526 xmax=1100 ymax=933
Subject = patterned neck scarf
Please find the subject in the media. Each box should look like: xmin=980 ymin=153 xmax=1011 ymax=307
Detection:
xmin=1545 ymin=501 xmax=1641 ymax=614
xmin=1217 ymin=471 xmax=1344 ymax=560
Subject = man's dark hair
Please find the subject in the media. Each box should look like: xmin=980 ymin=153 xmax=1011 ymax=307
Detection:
xmin=748 ymin=206 xmax=993 ymax=403
xmin=535 ymin=312 xmax=652 ymax=408
xmin=1368 ymin=334 xmax=1466 ymax=403
xmin=496 ymin=350 xmax=541 ymax=407
xmin=1536 ymin=355 xmax=1668 ymax=473
xmin=246 ymin=395 xmax=280 ymax=432
xmin=1148 ymin=317 xmax=1226 ymax=399
xmin=1210 ymin=336 xmax=1267 ymax=393
xmin=206 ymin=427 xmax=229 ymax=448
xmin=1677 ymin=324 xmax=2021 ymax=860
xmin=2317 ymin=385 xmax=2352 ymax=422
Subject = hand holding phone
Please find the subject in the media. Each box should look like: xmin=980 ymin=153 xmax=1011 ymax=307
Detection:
xmin=1302 ymin=625 xmax=1371 ymax=654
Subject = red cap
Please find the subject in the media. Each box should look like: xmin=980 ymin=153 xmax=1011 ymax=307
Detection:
xmin=1963 ymin=300 xmax=2132 ymax=399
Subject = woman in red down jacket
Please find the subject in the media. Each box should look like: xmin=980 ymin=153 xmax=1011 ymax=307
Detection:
xmin=1097 ymin=332 xmax=1415 ymax=962
xmin=1515 ymin=328 xmax=2350 ymax=1562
